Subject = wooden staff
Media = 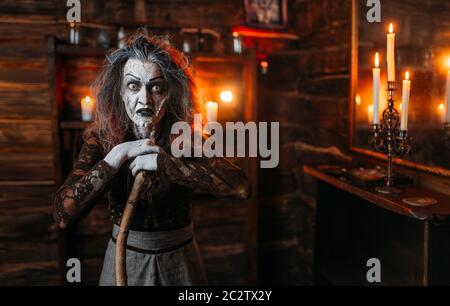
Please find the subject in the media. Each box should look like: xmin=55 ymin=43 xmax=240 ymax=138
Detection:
xmin=115 ymin=170 xmax=151 ymax=286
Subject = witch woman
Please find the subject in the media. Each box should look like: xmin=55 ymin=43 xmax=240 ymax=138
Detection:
xmin=53 ymin=34 xmax=250 ymax=286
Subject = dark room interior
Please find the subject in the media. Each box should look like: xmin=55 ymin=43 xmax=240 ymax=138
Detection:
xmin=0 ymin=0 xmax=449 ymax=289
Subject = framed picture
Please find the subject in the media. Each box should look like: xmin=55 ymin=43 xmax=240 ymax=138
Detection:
xmin=244 ymin=0 xmax=288 ymax=29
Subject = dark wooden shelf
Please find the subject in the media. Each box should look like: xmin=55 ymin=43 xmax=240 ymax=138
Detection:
xmin=304 ymin=165 xmax=450 ymax=222
xmin=56 ymin=45 xmax=109 ymax=57
xmin=60 ymin=121 xmax=90 ymax=129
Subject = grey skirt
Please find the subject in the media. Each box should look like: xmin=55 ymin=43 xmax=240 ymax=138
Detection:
xmin=99 ymin=223 xmax=207 ymax=286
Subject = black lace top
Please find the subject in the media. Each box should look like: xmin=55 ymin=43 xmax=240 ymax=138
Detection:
xmin=53 ymin=134 xmax=249 ymax=231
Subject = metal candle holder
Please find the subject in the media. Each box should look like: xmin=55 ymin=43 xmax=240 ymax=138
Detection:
xmin=369 ymin=81 xmax=412 ymax=194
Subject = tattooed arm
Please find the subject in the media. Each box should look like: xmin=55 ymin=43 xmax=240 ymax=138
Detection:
xmin=53 ymin=137 xmax=159 ymax=229
xmin=156 ymin=151 xmax=251 ymax=199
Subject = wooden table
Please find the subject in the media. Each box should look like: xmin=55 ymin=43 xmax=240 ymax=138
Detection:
xmin=304 ymin=165 xmax=450 ymax=286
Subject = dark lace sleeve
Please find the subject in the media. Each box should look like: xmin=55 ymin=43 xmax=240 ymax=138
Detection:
xmin=53 ymin=136 xmax=116 ymax=229
xmin=157 ymin=151 xmax=251 ymax=199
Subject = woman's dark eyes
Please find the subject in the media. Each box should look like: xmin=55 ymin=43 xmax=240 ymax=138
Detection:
xmin=127 ymin=82 xmax=165 ymax=93
xmin=152 ymin=83 xmax=166 ymax=94
xmin=152 ymin=85 xmax=161 ymax=93
xmin=127 ymin=82 xmax=139 ymax=91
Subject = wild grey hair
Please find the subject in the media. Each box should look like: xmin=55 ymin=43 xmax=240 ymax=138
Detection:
xmin=86 ymin=33 xmax=199 ymax=152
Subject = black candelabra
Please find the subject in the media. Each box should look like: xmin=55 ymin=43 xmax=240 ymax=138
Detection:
xmin=369 ymin=81 xmax=412 ymax=194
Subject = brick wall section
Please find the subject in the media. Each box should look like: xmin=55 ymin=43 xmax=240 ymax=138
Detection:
xmin=257 ymin=0 xmax=351 ymax=285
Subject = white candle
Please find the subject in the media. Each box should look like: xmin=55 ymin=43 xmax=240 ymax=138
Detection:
xmin=232 ymin=32 xmax=242 ymax=54
xmin=69 ymin=22 xmax=80 ymax=45
xmin=260 ymin=60 xmax=269 ymax=75
xmin=205 ymin=101 xmax=218 ymax=123
xmin=400 ymin=71 xmax=411 ymax=130
xmin=387 ymin=23 xmax=396 ymax=82
xmin=373 ymin=52 xmax=380 ymax=124
xmin=81 ymin=96 xmax=95 ymax=122
xmin=445 ymin=69 xmax=450 ymax=123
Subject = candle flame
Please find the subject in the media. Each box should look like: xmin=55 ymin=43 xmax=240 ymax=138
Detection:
xmin=374 ymin=52 xmax=379 ymax=68
xmin=85 ymin=96 xmax=91 ymax=103
xmin=260 ymin=60 xmax=269 ymax=68
xmin=220 ymin=90 xmax=233 ymax=103
xmin=389 ymin=23 xmax=394 ymax=33
xmin=232 ymin=31 xmax=239 ymax=38
xmin=438 ymin=103 xmax=445 ymax=112
xmin=405 ymin=71 xmax=410 ymax=80
xmin=446 ymin=57 xmax=450 ymax=69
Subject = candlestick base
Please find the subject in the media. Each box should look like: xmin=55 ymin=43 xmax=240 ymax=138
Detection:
xmin=402 ymin=197 xmax=437 ymax=207
xmin=375 ymin=185 xmax=403 ymax=194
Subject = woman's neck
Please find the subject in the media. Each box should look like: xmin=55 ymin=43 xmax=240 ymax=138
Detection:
xmin=132 ymin=124 xmax=159 ymax=142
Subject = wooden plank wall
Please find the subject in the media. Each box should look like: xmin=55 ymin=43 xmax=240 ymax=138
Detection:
xmin=0 ymin=1 xmax=64 ymax=283
xmin=0 ymin=0 xmax=262 ymax=285
xmin=257 ymin=0 xmax=352 ymax=285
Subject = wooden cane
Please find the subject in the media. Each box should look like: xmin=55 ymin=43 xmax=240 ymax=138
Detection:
xmin=115 ymin=170 xmax=151 ymax=286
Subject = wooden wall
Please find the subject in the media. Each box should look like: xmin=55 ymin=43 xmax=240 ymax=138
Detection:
xmin=257 ymin=0 xmax=352 ymax=284
xmin=0 ymin=6 xmax=63 ymax=284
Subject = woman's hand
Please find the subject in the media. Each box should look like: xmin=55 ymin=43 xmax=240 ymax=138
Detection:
xmin=129 ymin=153 xmax=159 ymax=177
xmin=103 ymin=139 xmax=159 ymax=171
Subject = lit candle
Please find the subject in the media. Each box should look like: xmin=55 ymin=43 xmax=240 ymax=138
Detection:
xmin=205 ymin=101 xmax=218 ymax=123
xmin=81 ymin=96 xmax=95 ymax=122
xmin=400 ymin=71 xmax=411 ymax=130
xmin=232 ymin=32 xmax=242 ymax=54
xmin=445 ymin=58 xmax=450 ymax=123
xmin=373 ymin=52 xmax=380 ymax=124
xmin=387 ymin=23 xmax=396 ymax=82
xmin=368 ymin=104 xmax=374 ymax=124
xmin=69 ymin=22 xmax=80 ymax=45
xmin=260 ymin=60 xmax=269 ymax=75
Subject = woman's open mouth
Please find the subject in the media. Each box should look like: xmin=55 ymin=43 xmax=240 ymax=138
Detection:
xmin=136 ymin=108 xmax=154 ymax=117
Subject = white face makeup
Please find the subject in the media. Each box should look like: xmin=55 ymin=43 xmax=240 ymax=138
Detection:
xmin=121 ymin=58 xmax=168 ymax=137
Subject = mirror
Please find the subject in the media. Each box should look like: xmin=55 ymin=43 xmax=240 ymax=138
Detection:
xmin=350 ymin=0 xmax=450 ymax=177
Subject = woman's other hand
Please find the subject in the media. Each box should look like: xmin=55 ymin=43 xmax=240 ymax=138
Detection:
xmin=104 ymin=139 xmax=159 ymax=171
xmin=129 ymin=153 xmax=158 ymax=177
